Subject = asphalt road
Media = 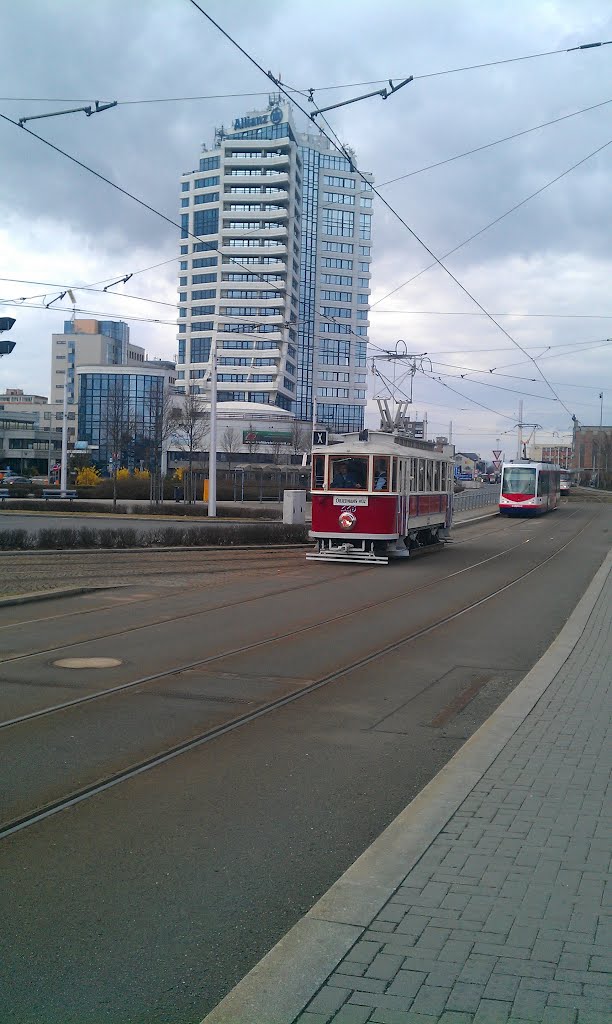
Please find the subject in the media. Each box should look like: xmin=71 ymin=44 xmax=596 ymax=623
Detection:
xmin=0 ymin=503 xmax=609 ymax=1023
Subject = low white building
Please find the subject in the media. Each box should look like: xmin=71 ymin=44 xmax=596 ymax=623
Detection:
xmin=167 ymin=400 xmax=302 ymax=469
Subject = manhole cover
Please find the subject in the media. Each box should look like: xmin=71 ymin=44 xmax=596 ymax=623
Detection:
xmin=53 ymin=657 xmax=123 ymax=669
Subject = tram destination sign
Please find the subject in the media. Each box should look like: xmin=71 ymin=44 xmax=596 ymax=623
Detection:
xmin=333 ymin=495 xmax=369 ymax=506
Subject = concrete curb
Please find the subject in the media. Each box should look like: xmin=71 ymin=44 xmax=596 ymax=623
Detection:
xmin=200 ymin=546 xmax=612 ymax=1024
xmin=0 ymin=585 xmax=115 ymax=608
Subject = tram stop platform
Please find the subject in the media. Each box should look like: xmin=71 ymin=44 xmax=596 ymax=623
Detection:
xmin=202 ymin=547 xmax=612 ymax=1024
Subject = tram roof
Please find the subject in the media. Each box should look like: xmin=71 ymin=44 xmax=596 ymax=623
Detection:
xmin=313 ymin=430 xmax=453 ymax=459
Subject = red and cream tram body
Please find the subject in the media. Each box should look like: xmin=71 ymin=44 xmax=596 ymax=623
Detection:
xmin=309 ymin=430 xmax=454 ymax=563
xmin=499 ymin=460 xmax=561 ymax=515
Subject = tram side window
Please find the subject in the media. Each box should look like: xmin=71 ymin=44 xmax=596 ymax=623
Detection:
xmin=417 ymin=459 xmax=425 ymax=492
xmin=432 ymin=462 xmax=440 ymax=491
xmin=330 ymin=455 xmax=368 ymax=489
xmin=391 ymin=458 xmax=398 ymax=491
xmin=373 ymin=456 xmax=390 ymax=490
xmin=409 ymin=459 xmax=416 ymax=491
xmin=312 ymin=455 xmax=325 ymax=490
xmin=424 ymin=460 xmax=434 ymax=491
xmin=538 ymin=471 xmax=549 ymax=495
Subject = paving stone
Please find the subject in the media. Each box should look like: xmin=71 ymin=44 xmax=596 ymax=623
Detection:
xmin=588 ymin=955 xmax=611 ymax=972
xmin=365 ymin=954 xmax=406 ymax=981
xmin=531 ymin=938 xmax=563 ymax=964
xmin=438 ymin=940 xmax=474 ymax=964
xmin=329 ymin=1008 xmax=373 ymax=1024
xmin=369 ymin=1010 xmax=437 ymax=1024
xmin=439 ymin=1013 xmax=475 ymax=1024
xmin=541 ymin=1009 xmax=577 ymax=1024
xmin=576 ymin=1011 xmax=610 ymax=1024
xmin=459 ymin=956 xmax=498 ymax=985
xmin=349 ymin=941 xmax=383 ymax=965
xmin=410 ymin=986 xmax=453 ymax=1016
xmin=414 ymin=927 xmax=452 ymax=951
xmin=349 ymin=992 xmax=414 ymax=1012
xmin=483 ymin=973 xmax=520 ymax=1001
xmin=295 ymin=1012 xmax=331 ymax=1023
xmin=510 ymin=985 xmax=548 ymax=1019
xmin=473 ymin=1000 xmax=512 ymax=1023
xmin=559 ymin=952 xmax=591 ymax=971
xmin=307 ymin=986 xmax=351 ymax=1016
xmin=445 ymin=982 xmax=484 ymax=1012
xmin=385 ymin=970 xmax=427 ymax=998
xmin=329 ymin=975 xmax=388 ymax=994
xmin=394 ymin=916 xmax=431 ymax=938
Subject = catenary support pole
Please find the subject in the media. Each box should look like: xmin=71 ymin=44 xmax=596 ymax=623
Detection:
xmin=208 ymin=341 xmax=217 ymax=517
xmin=60 ymin=370 xmax=69 ymax=494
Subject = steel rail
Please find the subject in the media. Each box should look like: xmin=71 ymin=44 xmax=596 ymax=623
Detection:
xmin=0 ymin=511 xmax=595 ymax=840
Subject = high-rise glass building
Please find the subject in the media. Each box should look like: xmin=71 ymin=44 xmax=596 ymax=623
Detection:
xmin=177 ymin=99 xmax=373 ymax=432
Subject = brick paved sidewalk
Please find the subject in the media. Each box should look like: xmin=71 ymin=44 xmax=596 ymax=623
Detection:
xmin=296 ymin=567 xmax=612 ymax=1023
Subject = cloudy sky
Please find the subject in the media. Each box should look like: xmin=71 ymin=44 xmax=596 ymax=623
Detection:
xmin=1 ymin=0 xmax=611 ymax=459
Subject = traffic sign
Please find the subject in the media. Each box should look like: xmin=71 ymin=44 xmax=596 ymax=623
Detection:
xmin=313 ymin=429 xmax=328 ymax=446
xmin=493 ymin=460 xmax=502 ymax=471
xmin=492 ymin=449 xmax=502 ymax=459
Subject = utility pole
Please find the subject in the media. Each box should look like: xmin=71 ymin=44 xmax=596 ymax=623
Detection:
xmin=517 ymin=400 xmax=523 ymax=459
xmin=208 ymin=340 xmax=217 ymax=517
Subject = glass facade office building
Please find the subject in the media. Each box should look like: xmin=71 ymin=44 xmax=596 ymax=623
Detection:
xmin=177 ymin=100 xmax=373 ymax=433
xmin=78 ymin=371 xmax=165 ymax=471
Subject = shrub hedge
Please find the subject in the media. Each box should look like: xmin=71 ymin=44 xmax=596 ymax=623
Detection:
xmin=0 ymin=522 xmax=308 ymax=550
xmin=0 ymin=499 xmax=283 ymax=519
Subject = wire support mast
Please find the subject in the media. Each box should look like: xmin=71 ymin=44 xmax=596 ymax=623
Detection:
xmin=18 ymin=100 xmax=117 ymax=126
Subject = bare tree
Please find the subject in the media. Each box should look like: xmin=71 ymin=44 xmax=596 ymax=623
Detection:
xmin=143 ymin=384 xmax=176 ymax=504
xmin=170 ymin=391 xmax=209 ymax=502
xmin=244 ymin=422 xmax=260 ymax=462
xmin=290 ymin=420 xmax=309 ymax=457
xmin=221 ymin=426 xmax=241 ymax=469
xmin=104 ymin=378 xmax=135 ymax=509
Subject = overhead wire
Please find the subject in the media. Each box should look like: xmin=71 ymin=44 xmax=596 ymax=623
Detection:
xmin=370 ymin=131 xmax=612 ymax=310
xmin=186 ymin=2 xmax=578 ymax=420
xmin=0 ymin=112 xmax=371 ymax=349
xmin=3 ymin=36 xmax=611 ymax=105
xmin=378 ymin=97 xmax=612 ymax=187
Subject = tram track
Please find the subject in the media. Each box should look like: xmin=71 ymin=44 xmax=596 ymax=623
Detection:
xmin=0 ymin=512 xmax=564 ymax=671
xmin=0 ymin=519 xmax=562 ymax=720
xmin=0 ymin=509 xmax=596 ymax=840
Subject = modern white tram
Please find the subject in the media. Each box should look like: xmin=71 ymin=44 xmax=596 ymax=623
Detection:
xmin=499 ymin=460 xmax=561 ymax=515
xmin=309 ymin=430 xmax=454 ymax=564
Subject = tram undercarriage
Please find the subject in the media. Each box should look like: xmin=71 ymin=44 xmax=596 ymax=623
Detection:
xmin=307 ymin=527 xmax=447 ymax=565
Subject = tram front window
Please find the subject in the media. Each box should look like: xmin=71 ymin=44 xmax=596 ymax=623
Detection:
xmin=330 ymin=456 xmax=368 ymax=489
xmin=503 ymin=467 xmax=536 ymax=494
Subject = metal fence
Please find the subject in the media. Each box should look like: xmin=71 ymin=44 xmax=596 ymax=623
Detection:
xmin=453 ymin=484 xmax=499 ymax=512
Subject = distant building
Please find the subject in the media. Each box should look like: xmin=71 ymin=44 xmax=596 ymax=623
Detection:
xmin=77 ymin=361 xmax=176 ymax=472
xmin=50 ymin=319 xmax=145 ymax=444
xmin=177 ymin=96 xmax=373 ymax=433
xmin=527 ymin=443 xmax=572 ymax=469
xmin=167 ymin=400 xmax=297 ymax=470
xmin=0 ymin=412 xmax=62 ymax=475
xmin=0 ymin=389 xmax=50 ymax=429
xmin=454 ymin=453 xmax=478 ymax=478
xmin=572 ymin=424 xmax=612 ymax=483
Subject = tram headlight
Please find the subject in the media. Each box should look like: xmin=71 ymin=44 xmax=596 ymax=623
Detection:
xmin=338 ymin=510 xmax=356 ymax=530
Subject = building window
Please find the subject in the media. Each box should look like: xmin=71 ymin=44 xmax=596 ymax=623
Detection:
xmin=195 ymin=175 xmax=220 ymax=188
xmin=199 ymin=155 xmax=221 ymax=172
xmin=360 ymin=196 xmax=373 ymax=207
xmin=194 ymin=191 xmax=219 ymax=205
xmin=322 ymin=208 xmax=354 ymax=237
xmin=181 ymin=182 xmax=190 ymax=192
xmin=193 ymin=256 xmax=218 ymax=268
xmin=194 ymin=208 xmax=219 ymax=236
xmin=323 ymin=192 xmax=355 ymax=205
xmin=358 ymin=293 xmax=368 ymax=303
xmin=181 ymin=245 xmax=188 ymax=254
xmin=192 ymin=273 xmax=217 ymax=284
xmin=321 ymin=241 xmax=353 ymax=253
xmin=181 ymin=198 xmax=189 ymax=208
xmin=359 ymin=245 xmax=371 ymax=256
xmin=359 ymin=214 xmax=371 ymax=240
xmin=191 ymin=289 xmax=216 ymax=300
xmin=190 ymin=338 xmax=211 ymax=362
xmin=191 ymin=305 xmax=215 ymax=316
xmin=181 ymin=214 xmax=189 ymax=238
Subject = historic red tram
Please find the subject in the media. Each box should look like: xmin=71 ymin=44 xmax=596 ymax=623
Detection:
xmin=499 ymin=460 xmax=561 ymax=515
xmin=308 ymin=430 xmax=454 ymax=564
